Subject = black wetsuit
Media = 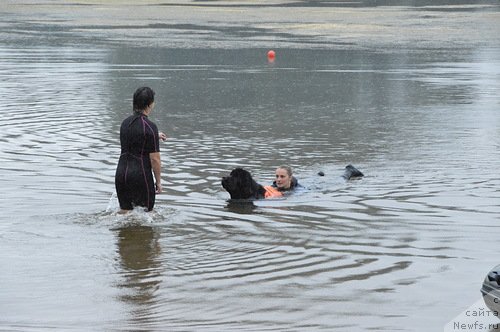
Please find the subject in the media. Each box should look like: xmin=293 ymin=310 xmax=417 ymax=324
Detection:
xmin=115 ymin=113 xmax=160 ymax=211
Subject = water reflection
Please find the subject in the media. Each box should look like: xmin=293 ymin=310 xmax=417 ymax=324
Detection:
xmin=224 ymin=200 xmax=258 ymax=214
xmin=115 ymin=226 xmax=162 ymax=326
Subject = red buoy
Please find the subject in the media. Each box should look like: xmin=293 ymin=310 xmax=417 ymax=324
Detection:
xmin=267 ymin=50 xmax=276 ymax=61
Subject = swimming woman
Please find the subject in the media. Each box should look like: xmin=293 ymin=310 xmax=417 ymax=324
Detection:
xmin=271 ymin=165 xmax=301 ymax=192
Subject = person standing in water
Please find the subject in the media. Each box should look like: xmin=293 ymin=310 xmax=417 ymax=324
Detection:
xmin=115 ymin=87 xmax=166 ymax=212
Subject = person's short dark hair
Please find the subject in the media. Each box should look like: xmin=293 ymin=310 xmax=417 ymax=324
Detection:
xmin=133 ymin=87 xmax=155 ymax=113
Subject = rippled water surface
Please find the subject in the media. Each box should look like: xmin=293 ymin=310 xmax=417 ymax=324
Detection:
xmin=1 ymin=1 xmax=500 ymax=331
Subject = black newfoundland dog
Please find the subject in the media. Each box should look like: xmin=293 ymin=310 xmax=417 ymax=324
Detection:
xmin=221 ymin=168 xmax=268 ymax=200
xmin=221 ymin=164 xmax=363 ymax=200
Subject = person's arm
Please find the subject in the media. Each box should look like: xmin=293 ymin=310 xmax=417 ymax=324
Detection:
xmin=150 ymin=152 xmax=162 ymax=193
xmin=159 ymin=131 xmax=168 ymax=141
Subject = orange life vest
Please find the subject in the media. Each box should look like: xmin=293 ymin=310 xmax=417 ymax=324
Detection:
xmin=263 ymin=186 xmax=283 ymax=198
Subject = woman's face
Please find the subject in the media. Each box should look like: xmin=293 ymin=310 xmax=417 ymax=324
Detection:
xmin=275 ymin=168 xmax=292 ymax=190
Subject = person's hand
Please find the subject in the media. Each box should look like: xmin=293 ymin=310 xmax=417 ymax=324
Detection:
xmin=156 ymin=182 xmax=163 ymax=194
xmin=159 ymin=131 xmax=168 ymax=142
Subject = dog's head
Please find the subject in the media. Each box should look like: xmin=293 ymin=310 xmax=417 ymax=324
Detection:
xmin=221 ymin=168 xmax=265 ymax=199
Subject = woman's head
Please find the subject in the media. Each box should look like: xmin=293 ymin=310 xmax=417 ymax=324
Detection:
xmin=133 ymin=87 xmax=155 ymax=114
xmin=275 ymin=165 xmax=293 ymax=190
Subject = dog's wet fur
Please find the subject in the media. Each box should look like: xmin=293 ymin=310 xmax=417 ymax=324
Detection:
xmin=221 ymin=168 xmax=267 ymax=200
xmin=221 ymin=164 xmax=363 ymax=200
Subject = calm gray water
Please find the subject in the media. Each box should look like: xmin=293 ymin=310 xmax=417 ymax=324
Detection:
xmin=1 ymin=1 xmax=500 ymax=331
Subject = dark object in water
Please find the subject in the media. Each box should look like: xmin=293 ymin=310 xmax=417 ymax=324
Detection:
xmin=221 ymin=168 xmax=270 ymax=200
xmin=342 ymin=164 xmax=364 ymax=180
xmin=317 ymin=165 xmax=363 ymax=180
xmin=481 ymin=264 xmax=500 ymax=316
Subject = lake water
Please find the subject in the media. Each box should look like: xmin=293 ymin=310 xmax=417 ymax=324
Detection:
xmin=1 ymin=1 xmax=500 ymax=331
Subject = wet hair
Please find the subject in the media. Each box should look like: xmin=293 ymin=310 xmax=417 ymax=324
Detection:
xmin=133 ymin=87 xmax=155 ymax=113
xmin=277 ymin=165 xmax=293 ymax=177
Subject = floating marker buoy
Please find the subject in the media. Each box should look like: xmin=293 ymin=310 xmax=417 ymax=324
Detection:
xmin=267 ymin=50 xmax=276 ymax=61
